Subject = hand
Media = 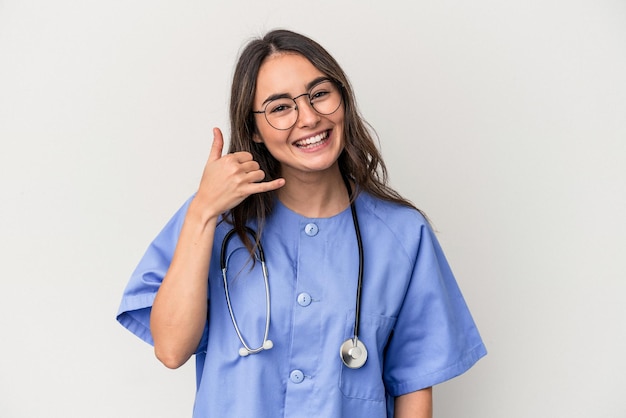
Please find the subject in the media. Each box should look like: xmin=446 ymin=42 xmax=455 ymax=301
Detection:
xmin=194 ymin=127 xmax=285 ymax=218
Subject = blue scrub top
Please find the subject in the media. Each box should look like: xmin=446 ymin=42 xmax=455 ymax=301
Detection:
xmin=117 ymin=192 xmax=486 ymax=417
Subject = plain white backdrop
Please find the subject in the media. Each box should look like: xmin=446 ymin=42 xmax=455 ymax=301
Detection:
xmin=1 ymin=1 xmax=625 ymax=417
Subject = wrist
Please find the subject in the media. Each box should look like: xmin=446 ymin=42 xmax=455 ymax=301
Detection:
xmin=188 ymin=195 xmax=221 ymax=228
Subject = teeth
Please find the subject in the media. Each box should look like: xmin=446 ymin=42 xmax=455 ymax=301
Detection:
xmin=296 ymin=131 xmax=328 ymax=148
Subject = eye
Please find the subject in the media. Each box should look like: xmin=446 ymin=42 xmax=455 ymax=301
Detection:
xmin=310 ymin=89 xmax=330 ymax=100
xmin=268 ymin=100 xmax=295 ymax=114
xmin=309 ymin=81 xmax=335 ymax=103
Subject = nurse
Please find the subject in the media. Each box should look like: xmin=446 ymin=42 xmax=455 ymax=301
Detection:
xmin=117 ymin=29 xmax=486 ymax=417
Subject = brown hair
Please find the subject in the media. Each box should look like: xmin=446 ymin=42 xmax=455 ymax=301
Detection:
xmin=226 ymin=29 xmax=423 ymax=251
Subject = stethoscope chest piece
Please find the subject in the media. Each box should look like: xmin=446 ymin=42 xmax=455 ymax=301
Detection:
xmin=340 ymin=338 xmax=368 ymax=369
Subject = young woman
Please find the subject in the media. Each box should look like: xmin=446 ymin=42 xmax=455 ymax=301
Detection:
xmin=117 ymin=29 xmax=486 ymax=418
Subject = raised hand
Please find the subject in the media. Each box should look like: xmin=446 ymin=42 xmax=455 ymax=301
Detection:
xmin=195 ymin=127 xmax=285 ymax=218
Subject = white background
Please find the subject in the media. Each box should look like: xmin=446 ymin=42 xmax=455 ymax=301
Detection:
xmin=1 ymin=1 xmax=625 ymax=417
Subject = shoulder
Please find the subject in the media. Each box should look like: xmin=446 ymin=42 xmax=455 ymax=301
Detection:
xmin=357 ymin=192 xmax=428 ymax=227
xmin=355 ymin=192 xmax=431 ymax=260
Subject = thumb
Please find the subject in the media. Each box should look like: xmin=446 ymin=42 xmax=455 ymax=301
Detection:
xmin=208 ymin=127 xmax=224 ymax=162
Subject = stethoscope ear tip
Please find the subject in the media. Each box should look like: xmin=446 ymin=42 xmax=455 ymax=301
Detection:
xmin=238 ymin=340 xmax=273 ymax=357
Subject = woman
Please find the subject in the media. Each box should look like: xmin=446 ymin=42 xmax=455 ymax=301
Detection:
xmin=117 ymin=29 xmax=486 ymax=417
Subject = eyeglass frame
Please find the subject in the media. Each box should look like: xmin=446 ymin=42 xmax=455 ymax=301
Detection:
xmin=251 ymin=78 xmax=344 ymax=130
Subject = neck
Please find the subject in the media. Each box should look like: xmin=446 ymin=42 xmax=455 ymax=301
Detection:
xmin=277 ymin=166 xmax=349 ymax=218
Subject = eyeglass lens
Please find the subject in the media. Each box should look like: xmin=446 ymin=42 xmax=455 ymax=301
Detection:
xmin=262 ymin=80 xmax=342 ymax=130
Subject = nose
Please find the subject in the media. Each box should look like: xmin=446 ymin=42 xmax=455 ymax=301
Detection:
xmin=294 ymin=95 xmax=321 ymax=128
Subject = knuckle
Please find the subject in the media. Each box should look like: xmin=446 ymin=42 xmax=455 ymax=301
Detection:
xmin=233 ymin=151 xmax=252 ymax=162
xmin=223 ymin=154 xmax=237 ymax=163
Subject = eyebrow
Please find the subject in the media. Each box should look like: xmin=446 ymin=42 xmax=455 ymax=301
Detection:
xmin=260 ymin=76 xmax=331 ymax=107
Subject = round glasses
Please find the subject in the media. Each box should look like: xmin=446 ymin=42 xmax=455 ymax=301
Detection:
xmin=252 ymin=79 xmax=343 ymax=130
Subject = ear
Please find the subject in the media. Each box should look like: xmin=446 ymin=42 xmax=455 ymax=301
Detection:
xmin=252 ymin=133 xmax=264 ymax=144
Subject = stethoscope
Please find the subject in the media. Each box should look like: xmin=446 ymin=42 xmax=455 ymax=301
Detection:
xmin=220 ymin=178 xmax=368 ymax=369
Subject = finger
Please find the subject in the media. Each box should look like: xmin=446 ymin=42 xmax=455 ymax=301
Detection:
xmin=208 ymin=127 xmax=224 ymax=162
xmin=244 ymin=169 xmax=268 ymax=184
xmin=246 ymin=178 xmax=286 ymax=194
xmin=239 ymin=160 xmax=261 ymax=173
xmin=231 ymin=151 xmax=253 ymax=163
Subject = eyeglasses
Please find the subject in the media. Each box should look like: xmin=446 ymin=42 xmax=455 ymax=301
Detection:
xmin=252 ymin=79 xmax=343 ymax=130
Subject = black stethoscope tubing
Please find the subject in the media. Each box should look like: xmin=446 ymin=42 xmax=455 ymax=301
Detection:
xmin=339 ymin=177 xmax=368 ymax=368
xmin=349 ymin=189 xmax=364 ymax=340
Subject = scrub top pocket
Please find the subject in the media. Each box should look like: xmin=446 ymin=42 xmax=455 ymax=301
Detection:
xmin=339 ymin=311 xmax=396 ymax=402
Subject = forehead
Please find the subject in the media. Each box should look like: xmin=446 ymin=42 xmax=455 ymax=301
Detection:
xmin=255 ymin=53 xmax=326 ymax=97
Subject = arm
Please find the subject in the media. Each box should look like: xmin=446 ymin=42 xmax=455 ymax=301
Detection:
xmin=150 ymin=128 xmax=284 ymax=369
xmin=394 ymin=387 xmax=433 ymax=418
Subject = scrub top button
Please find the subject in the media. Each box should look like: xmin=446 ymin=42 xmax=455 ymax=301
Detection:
xmin=304 ymin=223 xmax=319 ymax=236
xmin=290 ymin=369 xmax=305 ymax=384
xmin=297 ymin=292 xmax=312 ymax=307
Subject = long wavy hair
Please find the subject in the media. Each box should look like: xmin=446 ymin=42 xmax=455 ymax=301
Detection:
xmin=226 ymin=29 xmax=424 ymax=252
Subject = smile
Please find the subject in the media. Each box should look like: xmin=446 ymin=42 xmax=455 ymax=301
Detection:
xmin=293 ymin=130 xmax=329 ymax=149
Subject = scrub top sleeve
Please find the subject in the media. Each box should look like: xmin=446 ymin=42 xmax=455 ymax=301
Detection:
xmin=383 ymin=224 xmax=486 ymax=396
xmin=116 ymin=195 xmax=196 ymax=346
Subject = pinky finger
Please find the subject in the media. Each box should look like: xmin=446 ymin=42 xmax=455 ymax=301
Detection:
xmin=249 ymin=178 xmax=286 ymax=194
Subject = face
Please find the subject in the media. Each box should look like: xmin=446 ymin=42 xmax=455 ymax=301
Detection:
xmin=252 ymin=53 xmax=345 ymax=178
